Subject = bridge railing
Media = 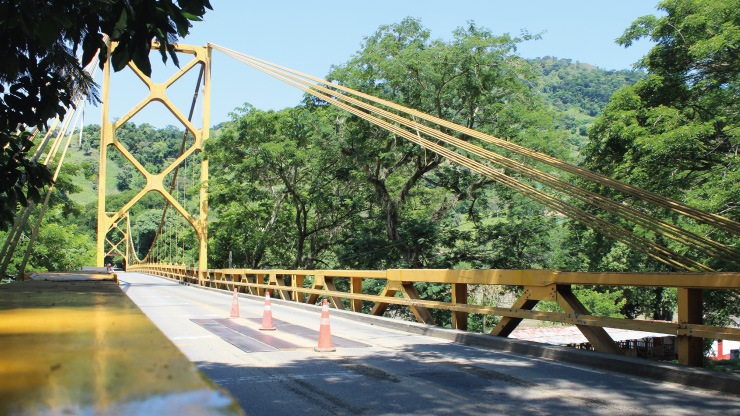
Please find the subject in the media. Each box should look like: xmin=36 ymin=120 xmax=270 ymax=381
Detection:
xmin=129 ymin=263 xmax=740 ymax=366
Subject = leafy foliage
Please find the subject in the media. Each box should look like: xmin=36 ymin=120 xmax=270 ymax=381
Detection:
xmin=0 ymin=0 xmax=211 ymax=231
xmin=323 ymin=18 xmax=571 ymax=268
xmin=206 ymin=104 xmax=367 ymax=269
xmin=203 ymin=19 xmax=632 ymax=328
xmin=533 ymin=58 xmax=645 ymax=117
xmin=579 ymin=0 xmax=740 ymax=324
xmin=540 ymin=286 xmax=627 ymax=318
xmin=529 ymin=57 xmax=646 ymax=152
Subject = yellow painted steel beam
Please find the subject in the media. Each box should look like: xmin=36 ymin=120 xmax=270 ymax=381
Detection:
xmin=305 ymin=272 xmax=324 ymax=305
xmin=400 ymin=282 xmax=435 ymax=325
xmin=96 ymin=39 xmax=113 ymax=267
xmin=97 ymin=43 xmax=211 ymax=271
xmin=136 ymin=265 xmax=740 ymax=290
xmin=677 ymin=288 xmax=704 ymax=367
xmin=130 ymin=265 xmax=740 ymax=344
xmin=388 ymin=269 xmax=557 ymax=286
xmin=205 ymin=268 xmax=387 ymax=279
xmin=552 ymin=271 xmax=740 ymax=289
xmin=488 ymin=294 xmax=541 ymax=337
xmin=556 ymin=285 xmax=623 ymax=355
xmin=322 ymin=277 xmax=347 ymax=310
xmin=451 ymin=283 xmax=468 ymax=330
xmin=292 ymin=274 xmax=305 ymax=303
xmin=350 ymin=277 xmax=362 ymax=313
xmin=104 ymin=212 xmax=130 ymax=261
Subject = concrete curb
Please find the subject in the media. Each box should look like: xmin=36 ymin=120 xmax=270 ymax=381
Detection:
xmin=146 ymin=273 xmax=740 ymax=396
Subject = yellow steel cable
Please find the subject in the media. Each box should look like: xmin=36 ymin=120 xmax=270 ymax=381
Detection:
xmin=182 ymin=157 xmax=185 ymax=264
xmin=211 ymin=44 xmax=740 ymax=238
xmin=43 ymin=97 xmax=83 ymax=165
xmin=227 ymin=51 xmax=740 ymax=269
xmin=224 ymin=50 xmax=693 ymax=270
xmin=17 ymin=98 xmax=87 ymax=277
xmin=127 ymin=214 xmax=144 ymax=264
xmin=218 ymin=50 xmax=708 ymax=271
xmin=215 ymin=46 xmax=724 ymax=270
xmin=167 ymin=209 xmax=171 ymax=262
xmin=42 ymin=57 xmax=99 ymax=166
xmin=168 ymin=212 xmax=170 ymax=262
xmin=31 ymin=116 xmax=61 ymax=161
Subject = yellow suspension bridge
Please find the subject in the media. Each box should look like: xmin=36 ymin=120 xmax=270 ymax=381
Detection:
xmin=2 ymin=41 xmax=740 ymax=414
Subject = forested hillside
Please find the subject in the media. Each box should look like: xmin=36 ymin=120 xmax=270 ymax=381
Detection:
xmin=530 ymin=57 xmax=645 ymax=152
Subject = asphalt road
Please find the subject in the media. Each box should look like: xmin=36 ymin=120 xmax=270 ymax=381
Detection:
xmin=119 ymin=272 xmax=740 ymax=416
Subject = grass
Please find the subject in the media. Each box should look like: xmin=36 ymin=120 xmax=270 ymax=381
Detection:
xmin=64 ymin=144 xmax=126 ymax=206
xmin=705 ymin=358 xmax=740 ymax=373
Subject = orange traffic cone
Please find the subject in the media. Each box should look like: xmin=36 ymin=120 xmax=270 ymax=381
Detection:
xmin=260 ymin=291 xmax=276 ymax=331
xmin=229 ymin=288 xmax=240 ymax=318
xmin=314 ymin=299 xmax=336 ymax=352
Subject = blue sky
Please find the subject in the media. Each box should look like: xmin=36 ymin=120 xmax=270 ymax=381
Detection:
xmin=86 ymin=1 xmax=663 ymax=128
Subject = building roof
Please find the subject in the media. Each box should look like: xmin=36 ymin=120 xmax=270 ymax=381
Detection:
xmin=509 ymin=326 xmax=671 ymax=346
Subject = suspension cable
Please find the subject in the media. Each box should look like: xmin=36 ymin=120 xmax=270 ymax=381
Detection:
xmin=1 ymin=57 xmax=99 ymax=277
xmin=210 ymin=44 xmax=740 ymax=239
xmin=219 ymin=50 xmax=740 ymax=269
xmin=211 ymin=44 xmax=720 ymax=271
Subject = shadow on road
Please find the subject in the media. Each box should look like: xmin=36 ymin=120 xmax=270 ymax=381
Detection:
xmin=195 ymin=343 xmax=739 ymax=416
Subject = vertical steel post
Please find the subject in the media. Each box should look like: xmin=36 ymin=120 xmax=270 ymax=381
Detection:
xmin=451 ymin=283 xmax=468 ymax=330
xmin=96 ymin=42 xmax=112 ymax=267
xmin=198 ymin=45 xmax=212 ymax=285
xmin=677 ymin=288 xmax=703 ymax=367
xmin=351 ymin=277 xmax=363 ymax=312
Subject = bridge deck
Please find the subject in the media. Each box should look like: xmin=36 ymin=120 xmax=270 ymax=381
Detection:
xmin=120 ymin=271 xmax=740 ymax=416
xmin=192 ymin=317 xmax=370 ymax=352
xmin=0 ymin=274 xmax=243 ymax=415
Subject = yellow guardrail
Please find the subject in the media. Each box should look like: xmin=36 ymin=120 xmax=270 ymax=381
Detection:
xmin=128 ymin=263 xmax=740 ymax=366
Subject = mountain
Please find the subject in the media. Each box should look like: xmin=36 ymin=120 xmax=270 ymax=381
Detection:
xmin=529 ymin=57 xmax=646 ymax=152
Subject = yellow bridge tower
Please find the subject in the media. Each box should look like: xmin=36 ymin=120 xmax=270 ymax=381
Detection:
xmin=96 ymin=43 xmax=211 ymax=281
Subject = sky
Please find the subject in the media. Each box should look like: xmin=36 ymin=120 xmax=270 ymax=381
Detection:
xmin=84 ymin=0 xmax=664 ymax=129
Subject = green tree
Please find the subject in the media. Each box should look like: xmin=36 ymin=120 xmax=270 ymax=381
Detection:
xmin=327 ymin=18 xmax=570 ymax=268
xmin=0 ymin=0 xmax=212 ymax=231
xmin=529 ymin=57 xmax=646 ymax=151
xmin=580 ymin=0 xmax=740 ymax=323
xmin=206 ymin=104 xmax=367 ymax=269
xmin=588 ymin=0 xmax=740 ymax=240
xmin=23 ymin=222 xmax=95 ymax=273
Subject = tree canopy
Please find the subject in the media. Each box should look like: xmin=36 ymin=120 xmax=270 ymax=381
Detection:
xmin=0 ymin=0 xmax=212 ymax=230
xmin=579 ymin=0 xmax=740 ymax=325
xmin=584 ymin=0 xmax=740 ymax=269
xmin=204 ymin=19 xmax=574 ymax=274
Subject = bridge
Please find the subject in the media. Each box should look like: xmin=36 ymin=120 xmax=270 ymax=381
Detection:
xmin=2 ymin=41 xmax=740 ymax=414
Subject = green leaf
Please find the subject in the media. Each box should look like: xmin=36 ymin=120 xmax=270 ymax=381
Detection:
xmin=26 ymin=186 xmax=41 ymax=204
xmin=181 ymin=12 xmax=202 ymax=21
xmin=111 ymin=45 xmax=132 ymax=72
xmin=111 ymin=8 xmax=128 ymax=39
